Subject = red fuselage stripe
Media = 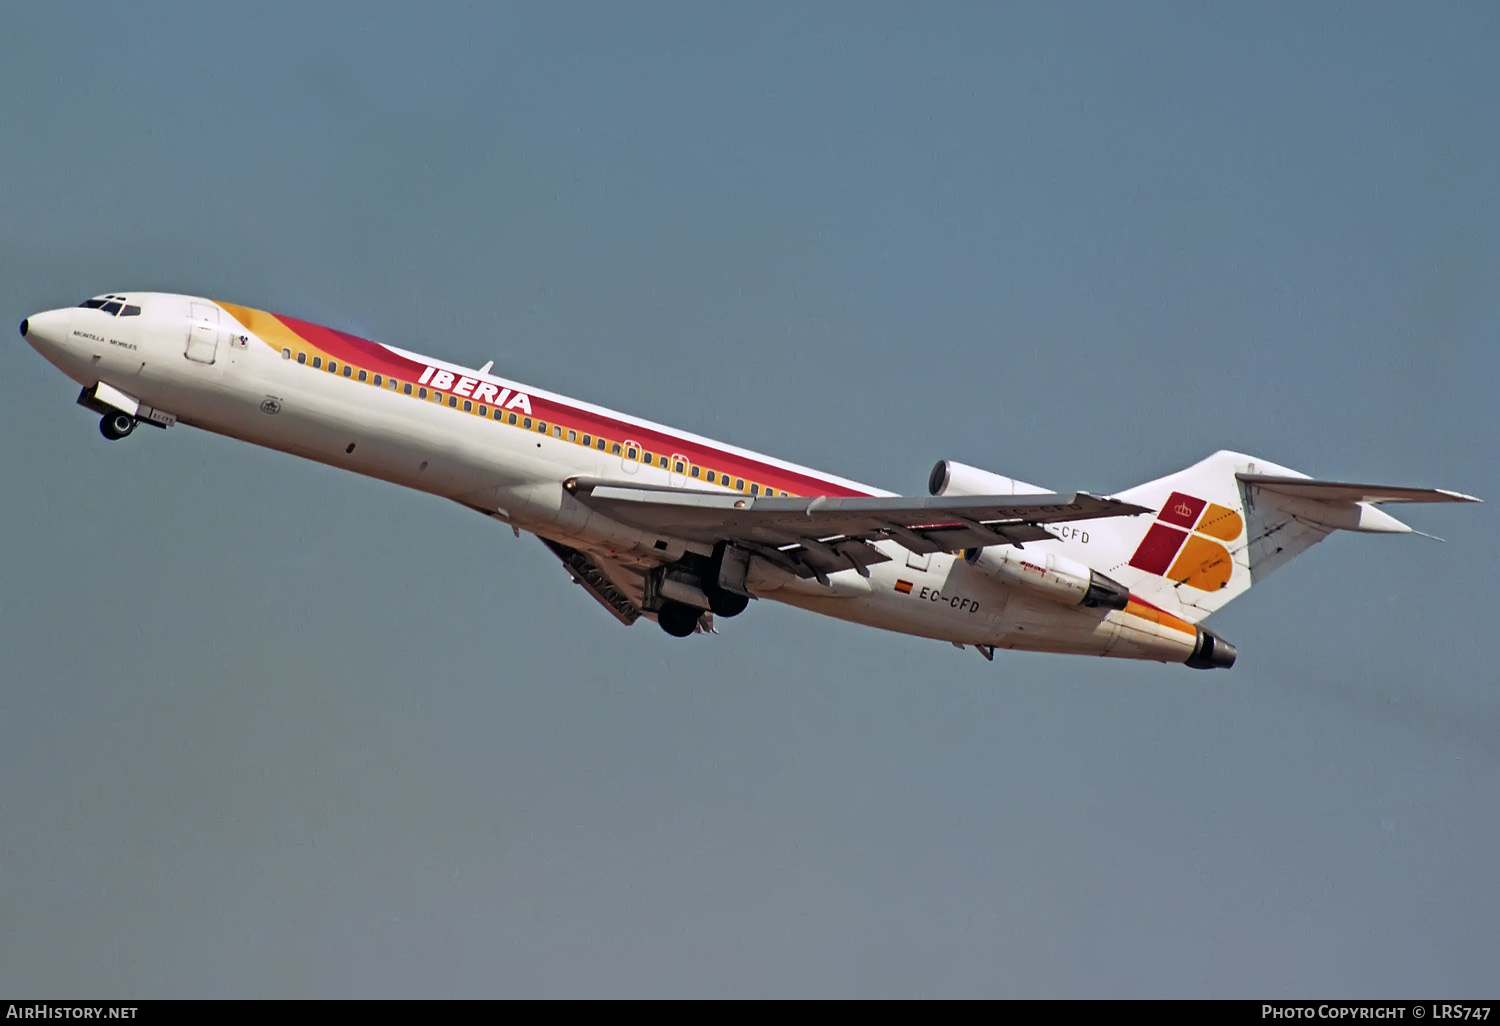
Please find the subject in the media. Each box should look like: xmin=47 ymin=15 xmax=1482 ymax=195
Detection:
xmin=275 ymin=312 xmax=876 ymax=499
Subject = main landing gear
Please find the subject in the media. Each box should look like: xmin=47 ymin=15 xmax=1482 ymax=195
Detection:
xmin=646 ymin=545 xmax=751 ymax=637
xmin=706 ymin=586 xmax=749 ymax=618
xmin=99 ymin=411 xmax=136 ymax=440
xmin=656 ymin=600 xmax=702 ymax=638
xmin=654 ymin=589 xmax=748 ymax=638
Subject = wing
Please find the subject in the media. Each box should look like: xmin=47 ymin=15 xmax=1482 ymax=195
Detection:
xmin=563 ymin=479 xmax=1152 ymax=584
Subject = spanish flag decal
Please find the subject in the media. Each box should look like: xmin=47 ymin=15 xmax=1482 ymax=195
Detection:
xmin=895 ymin=579 xmax=914 ymax=594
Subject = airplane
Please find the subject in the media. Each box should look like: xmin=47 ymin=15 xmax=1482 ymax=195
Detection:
xmin=18 ymin=292 xmax=1481 ymax=670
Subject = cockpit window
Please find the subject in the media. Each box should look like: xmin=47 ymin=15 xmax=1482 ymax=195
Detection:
xmin=78 ymin=296 xmax=141 ymax=316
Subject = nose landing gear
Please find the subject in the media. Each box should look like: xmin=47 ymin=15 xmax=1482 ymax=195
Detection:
xmin=99 ymin=411 xmax=136 ymax=440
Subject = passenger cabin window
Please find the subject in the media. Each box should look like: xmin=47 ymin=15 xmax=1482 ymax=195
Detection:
xmin=642 ymin=451 xmax=652 ymax=464
xmin=282 ymin=348 xmax=291 ymax=360
xmin=691 ymin=467 xmax=700 ymax=478
xmin=582 ymin=434 xmax=591 ymax=446
xmin=313 ymin=357 xmax=323 ymax=369
xmin=358 ymin=370 xmax=367 ymax=382
xmin=373 ymin=374 xmax=381 ymax=386
xmin=343 ymin=366 xmax=352 ymax=377
xmin=552 ymin=425 xmax=562 ymax=438
xmin=627 ymin=447 xmax=638 ymax=460
xmin=418 ymin=387 xmax=427 ymax=398
xmin=674 ymin=460 xmax=685 ymax=474
xmin=448 ymin=396 xmax=458 ymax=407
xmin=567 ymin=429 xmax=576 ymax=442
xmin=612 ymin=443 xmax=622 ymax=455
xmin=523 ymin=417 xmax=532 ymax=429
xmin=297 ymin=352 xmax=307 ymax=365
xmin=597 ymin=439 xmax=606 ymax=451
xmin=477 ymin=404 xmax=486 ymax=416
xmin=706 ymin=471 xmax=716 ymax=484
xmin=735 ymin=479 xmax=745 ymax=491
xmin=404 ymin=383 xmax=413 ymax=395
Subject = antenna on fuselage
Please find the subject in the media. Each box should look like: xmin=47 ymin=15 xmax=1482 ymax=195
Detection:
xmin=478 ymin=360 xmax=494 ymax=375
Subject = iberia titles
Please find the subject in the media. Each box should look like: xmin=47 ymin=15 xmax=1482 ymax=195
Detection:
xmin=416 ymin=365 xmax=533 ymax=415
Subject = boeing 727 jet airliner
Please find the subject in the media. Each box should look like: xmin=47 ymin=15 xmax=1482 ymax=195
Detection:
xmin=20 ymin=293 xmax=1481 ymax=669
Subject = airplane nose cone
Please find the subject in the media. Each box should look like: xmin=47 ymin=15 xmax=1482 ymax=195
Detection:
xmin=20 ymin=308 xmax=73 ymax=351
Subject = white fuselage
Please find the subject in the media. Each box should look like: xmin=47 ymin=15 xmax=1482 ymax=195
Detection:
xmin=21 ymin=292 xmax=1206 ymax=665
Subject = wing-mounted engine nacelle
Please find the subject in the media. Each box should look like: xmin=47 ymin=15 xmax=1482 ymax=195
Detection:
xmin=929 ymin=459 xmax=1051 ymax=497
xmin=964 ymin=546 xmax=1130 ymax=611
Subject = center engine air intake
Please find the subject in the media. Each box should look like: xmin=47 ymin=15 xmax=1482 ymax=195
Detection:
xmin=929 ymin=459 xmax=1051 ymax=497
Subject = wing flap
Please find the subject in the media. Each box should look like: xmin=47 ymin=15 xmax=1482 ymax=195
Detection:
xmin=539 ymin=538 xmax=643 ymax=626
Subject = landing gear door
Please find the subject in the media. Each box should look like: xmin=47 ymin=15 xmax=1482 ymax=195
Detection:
xmin=186 ymin=302 xmax=223 ymax=365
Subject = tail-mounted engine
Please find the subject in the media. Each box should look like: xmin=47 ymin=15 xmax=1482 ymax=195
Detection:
xmin=963 ymin=545 xmax=1130 ymax=611
xmin=932 ymin=459 xmax=1130 ymax=611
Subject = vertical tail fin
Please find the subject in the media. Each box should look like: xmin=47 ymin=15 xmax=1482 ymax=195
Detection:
xmin=1036 ymin=450 xmax=1478 ymax=625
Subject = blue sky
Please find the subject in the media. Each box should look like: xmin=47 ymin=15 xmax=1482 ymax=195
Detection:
xmin=1 ymin=2 xmax=1497 ymax=997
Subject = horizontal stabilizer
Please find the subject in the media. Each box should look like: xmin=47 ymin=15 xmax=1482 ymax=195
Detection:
xmin=1236 ymin=474 xmax=1482 ymax=505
